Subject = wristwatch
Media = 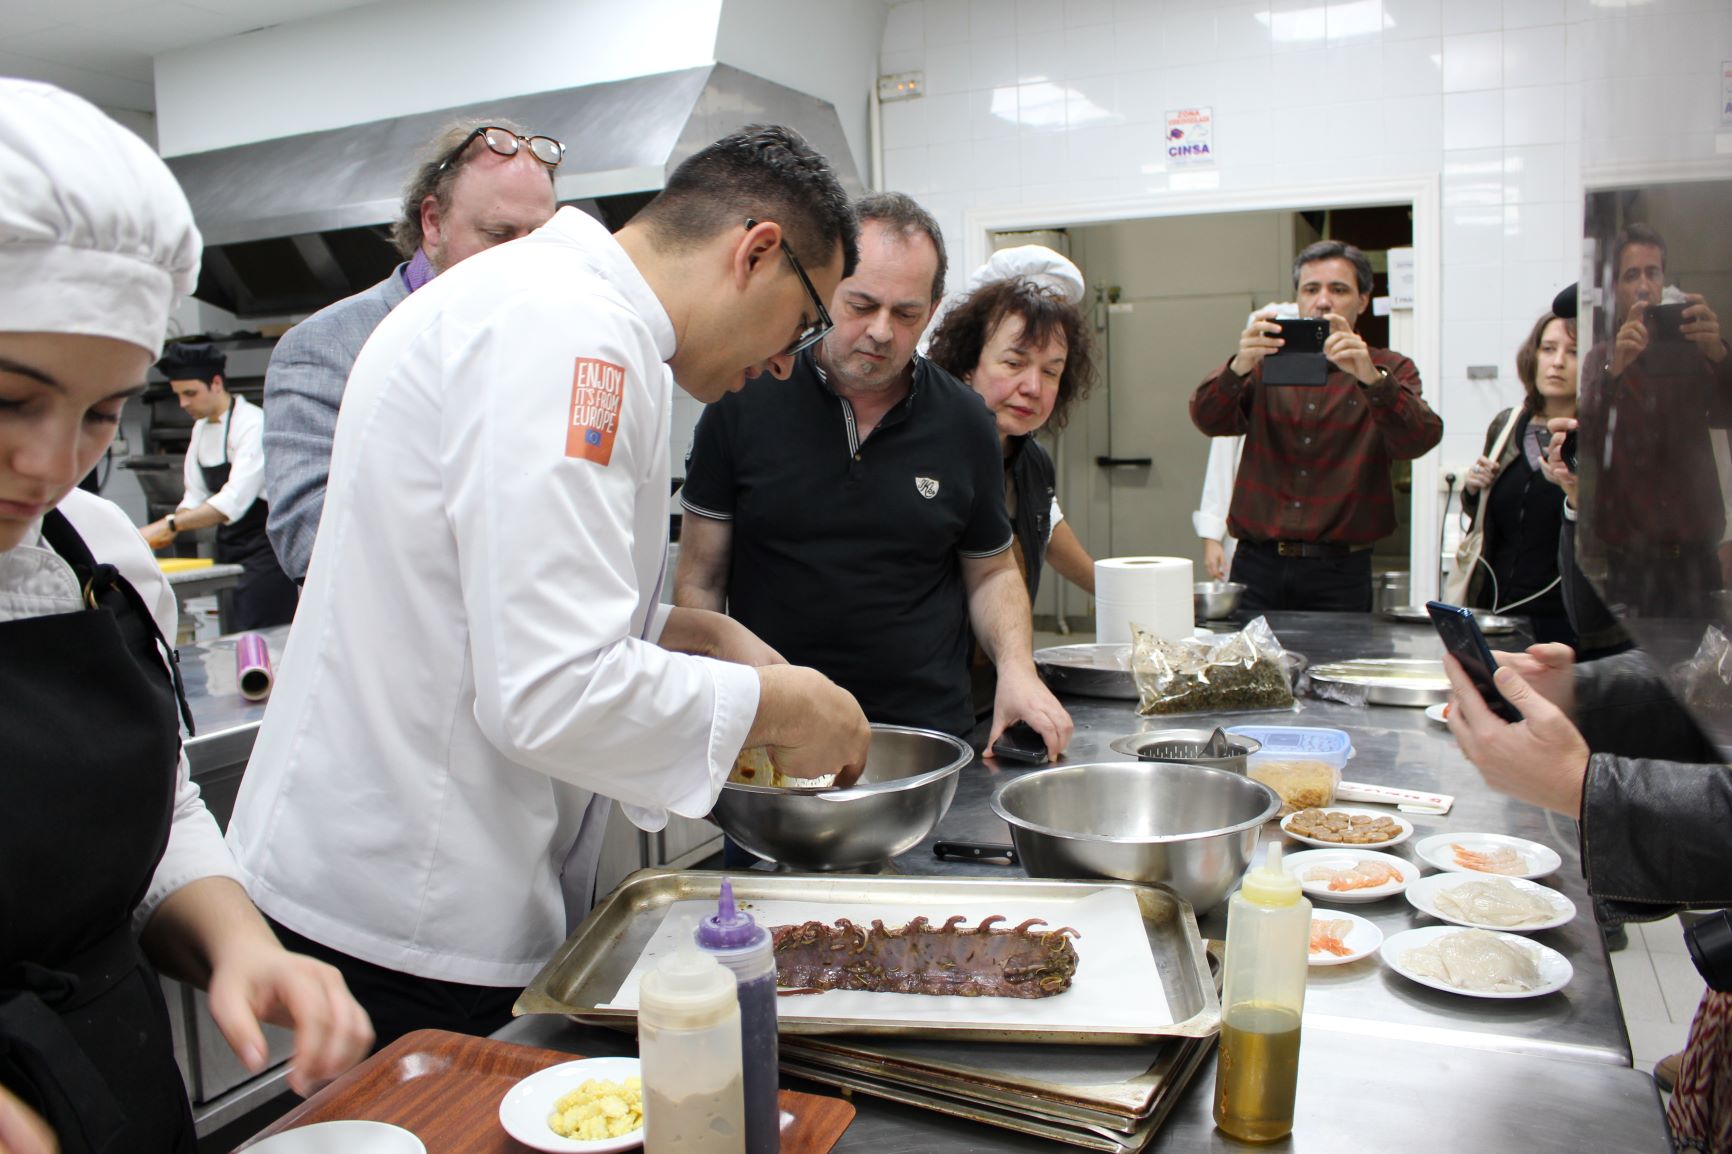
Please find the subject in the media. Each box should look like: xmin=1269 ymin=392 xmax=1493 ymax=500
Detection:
xmin=166 ymin=513 xmax=178 ymax=534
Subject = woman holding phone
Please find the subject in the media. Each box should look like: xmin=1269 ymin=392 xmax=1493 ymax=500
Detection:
xmin=1458 ymin=309 xmax=1578 ymax=645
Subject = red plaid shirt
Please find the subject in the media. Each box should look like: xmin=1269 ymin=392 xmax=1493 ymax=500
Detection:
xmin=1190 ymin=348 xmax=1441 ymax=546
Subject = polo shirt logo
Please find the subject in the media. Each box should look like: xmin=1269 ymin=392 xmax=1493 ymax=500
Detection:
xmin=915 ymin=476 xmax=939 ymax=499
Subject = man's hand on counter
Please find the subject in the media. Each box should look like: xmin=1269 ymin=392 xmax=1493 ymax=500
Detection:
xmin=988 ymin=666 xmax=1074 ymax=763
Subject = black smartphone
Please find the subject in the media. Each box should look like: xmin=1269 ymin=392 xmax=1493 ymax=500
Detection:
xmin=1425 ymin=601 xmax=1522 ymax=723
xmin=990 ymin=721 xmax=1050 ymax=764
xmin=1559 ymin=429 xmax=1578 ymax=473
xmin=1647 ymin=301 xmax=1689 ymax=342
xmin=1270 ymin=317 xmax=1329 ymax=355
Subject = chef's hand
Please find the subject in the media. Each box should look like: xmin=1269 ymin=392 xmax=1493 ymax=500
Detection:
xmin=1442 ymin=654 xmax=1588 ymax=818
xmin=1462 ymin=454 xmax=1500 ymax=495
xmin=0 ymin=1085 xmax=56 ymax=1154
xmin=1228 ymin=305 xmax=1285 ymax=376
xmin=988 ymin=667 xmax=1073 ymax=762
xmin=1538 ymin=416 xmax=1579 ymax=508
xmin=1323 ymin=314 xmax=1379 ymax=385
xmin=1611 ymin=302 xmax=1650 ymax=377
xmin=1202 ymin=538 xmax=1227 ymax=581
xmin=1491 ymin=642 xmax=1576 ymax=717
xmin=1681 ymin=293 xmax=1725 ymax=363
xmin=205 ymin=940 xmax=374 ymax=1097
xmin=140 ymin=518 xmax=176 ymax=551
xmin=752 ymin=665 xmax=870 ymax=788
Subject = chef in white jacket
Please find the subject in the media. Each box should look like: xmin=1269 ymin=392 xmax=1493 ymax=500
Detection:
xmin=227 ymin=125 xmax=870 ymax=1047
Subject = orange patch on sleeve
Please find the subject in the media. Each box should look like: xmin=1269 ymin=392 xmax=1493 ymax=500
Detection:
xmin=565 ymin=357 xmax=627 ymax=465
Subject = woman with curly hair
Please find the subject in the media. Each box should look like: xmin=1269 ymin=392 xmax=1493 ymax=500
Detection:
xmin=927 ymin=247 xmax=1099 ymax=603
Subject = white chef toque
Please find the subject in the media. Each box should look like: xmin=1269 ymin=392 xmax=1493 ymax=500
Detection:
xmin=0 ymin=79 xmax=201 ymax=355
xmin=966 ymin=245 xmax=1086 ymax=306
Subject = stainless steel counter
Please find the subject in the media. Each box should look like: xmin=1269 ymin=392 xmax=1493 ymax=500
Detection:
xmin=496 ymin=611 xmax=1673 ymax=1151
xmin=179 ymin=624 xmax=287 ymax=825
xmin=164 ymin=561 xmax=245 ymax=601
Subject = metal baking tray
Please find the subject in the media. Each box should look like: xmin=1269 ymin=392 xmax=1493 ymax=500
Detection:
xmin=1306 ymin=657 xmax=1450 ymax=706
xmin=515 ymin=869 xmax=1219 ymax=1044
xmin=1383 ymin=604 xmax=1519 ymax=634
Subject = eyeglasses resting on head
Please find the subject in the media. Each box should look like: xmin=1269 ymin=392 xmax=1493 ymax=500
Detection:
xmin=436 ymin=126 xmax=565 ymax=174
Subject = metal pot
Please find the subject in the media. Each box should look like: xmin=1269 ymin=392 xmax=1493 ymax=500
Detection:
xmin=1107 ymin=728 xmax=1261 ymax=774
xmin=1193 ymin=581 xmax=1246 ymax=620
xmin=709 ymin=725 xmax=971 ymax=871
xmin=1374 ymin=570 xmax=1411 ymax=615
xmin=991 ymin=761 xmax=1280 ymax=911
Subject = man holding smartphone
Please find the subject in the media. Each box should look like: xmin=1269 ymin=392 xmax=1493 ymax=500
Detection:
xmin=1190 ymin=241 xmax=1442 ymax=612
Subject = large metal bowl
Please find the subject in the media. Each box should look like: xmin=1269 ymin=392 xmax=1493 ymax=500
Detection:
xmin=709 ymin=725 xmax=971 ymax=871
xmin=991 ymin=761 xmax=1280 ymax=911
xmin=1194 ymin=580 xmax=1246 ymax=620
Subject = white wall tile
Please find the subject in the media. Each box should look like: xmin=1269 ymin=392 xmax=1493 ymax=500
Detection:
xmin=927 ymin=140 xmax=978 ymax=191
xmin=1328 ymin=0 xmax=1384 ymax=43
xmin=1444 ymin=261 xmax=1505 ymax=322
xmin=1017 ymin=0 xmax=1064 ymax=35
xmin=1161 ymin=5 xmax=1218 ymax=63
xmin=1328 ymin=40 xmax=1384 ymax=92
xmin=1064 ymin=22 xmax=1118 ymax=79
xmin=1066 ymin=122 xmax=1121 ymax=180
xmin=1444 ymin=205 xmax=1504 ymax=266
xmin=1328 ymin=100 xmax=1386 ymax=158
xmin=1067 ymin=73 xmax=1122 ymax=127
xmin=1444 ymin=89 xmax=1503 ymax=149
xmin=1382 ymin=0 xmax=1440 ymax=42
xmin=975 ymin=134 xmax=1025 ymax=190
xmin=1443 ymin=146 xmax=1505 ymax=206
xmin=883 ymin=145 xmax=931 ymax=193
xmin=1163 ymin=63 xmax=1221 ymax=113
xmin=1116 ymin=67 xmax=1165 ymax=122
xmin=1503 ymin=202 xmax=1566 ymax=264
xmin=1267 ymin=0 xmax=1328 ymax=54
xmin=1383 ymin=93 xmax=1444 ymax=153
xmin=1018 ymin=79 xmax=1069 ymax=128
xmin=926 ymin=91 xmax=972 ymax=144
xmin=879 ymin=48 xmax=924 ymax=77
xmin=1064 ymin=0 xmax=1115 ymax=28
xmin=969 ymin=0 xmax=1013 ymax=41
xmin=1112 ymin=17 xmax=1163 ymax=75
xmin=1443 ymin=31 xmax=1503 ymax=93
xmin=1020 ymin=129 xmax=1071 ymax=184
xmin=926 ymin=0 xmax=972 ymax=46
xmin=1501 ymin=259 xmax=1570 ymax=318
xmin=970 ymin=86 xmax=1020 ymax=139
xmin=880 ymin=95 xmax=929 ymax=147
xmin=973 ymin=34 xmax=1021 ymax=89
xmin=924 ymin=39 xmax=974 ymax=94
xmin=1017 ymin=30 xmax=1067 ymax=82
xmin=1272 ymin=47 xmax=1332 ymax=108
xmin=1502 ymin=0 xmax=1564 ymax=29
xmin=1441 ymin=320 xmax=1505 ymax=382
xmin=1503 ymin=83 xmax=1567 ymax=145
xmin=1440 ymin=0 xmax=1500 ymax=35
xmin=883 ymin=3 xmax=925 ymax=54
xmin=1503 ymin=23 xmax=1566 ymax=88
xmin=1210 ymin=56 xmax=1274 ymax=113
xmin=1383 ymin=38 xmax=1444 ymax=97
xmin=1505 ymin=142 xmax=1564 ymax=203
xmin=1217 ymin=3 xmax=1276 ymax=60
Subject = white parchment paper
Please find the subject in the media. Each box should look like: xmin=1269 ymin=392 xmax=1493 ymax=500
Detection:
xmin=601 ymin=890 xmax=1173 ymax=1032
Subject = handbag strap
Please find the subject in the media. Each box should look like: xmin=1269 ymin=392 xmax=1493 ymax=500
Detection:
xmin=1486 ymin=406 xmax=1524 ymax=462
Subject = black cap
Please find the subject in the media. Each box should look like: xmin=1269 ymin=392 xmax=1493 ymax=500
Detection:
xmin=1551 ymin=283 xmax=1577 ymax=321
xmin=156 ymin=341 xmax=226 ymax=383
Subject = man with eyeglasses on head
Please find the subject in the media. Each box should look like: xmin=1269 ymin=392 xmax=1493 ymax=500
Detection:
xmin=677 ymin=192 xmax=1075 ymax=765
xmin=226 ymin=125 xmax=870 ymax=1047
xmin=263 ymin=120 xmax=561 ymax=583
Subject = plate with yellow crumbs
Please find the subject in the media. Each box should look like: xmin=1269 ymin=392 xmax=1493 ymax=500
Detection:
xmin=498 ymin=1056 xmax=644 ymax=1152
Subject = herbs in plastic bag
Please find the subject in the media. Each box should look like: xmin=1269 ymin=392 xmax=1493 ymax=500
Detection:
xmin=1130 ymin=616 xmax=1297 ymax=717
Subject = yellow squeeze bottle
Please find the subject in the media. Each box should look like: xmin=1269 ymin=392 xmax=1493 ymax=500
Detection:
xmin=1212 ymin=842 xmax=1311 ymax=1142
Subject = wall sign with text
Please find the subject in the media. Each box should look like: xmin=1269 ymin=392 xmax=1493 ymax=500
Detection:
xmin=1164 ymin=107 xmax=1214 ymax=167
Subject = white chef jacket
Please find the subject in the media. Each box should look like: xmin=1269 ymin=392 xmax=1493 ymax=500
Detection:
xmin=0 ymin=488 xmax=241 ymax=929
xmin=179 ymin=392 xmax=266 ymax=523
xmin=1192 ymin=434 xmax=1244 ymax=568
xmin=227 ymin=206 xmax=762 ymax=986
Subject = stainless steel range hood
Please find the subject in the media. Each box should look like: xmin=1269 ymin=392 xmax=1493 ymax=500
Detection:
xmin=166 ymin=64 xmax=863 ymax=317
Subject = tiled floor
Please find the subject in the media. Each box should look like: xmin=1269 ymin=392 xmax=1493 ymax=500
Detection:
xmin=1033 ymin=628 xmax=1701 ymax=1080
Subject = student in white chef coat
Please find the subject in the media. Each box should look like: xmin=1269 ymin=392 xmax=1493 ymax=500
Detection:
xmin=0 ymin=79 xmax=371 ymax=1154
xmin=227 ymin=125 xmax=872 ymax=1047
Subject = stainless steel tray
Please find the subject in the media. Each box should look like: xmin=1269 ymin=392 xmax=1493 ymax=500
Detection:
xmin=1383 ymin=604 xmax=1519 ymax=634
xmin=1034 ymin=643 xmax=1139 ymax=700
xmin=515 ymin=869 xmax=1219 ymax=1044
xmin=1306 ymin=657 xmax=1450 ymax=706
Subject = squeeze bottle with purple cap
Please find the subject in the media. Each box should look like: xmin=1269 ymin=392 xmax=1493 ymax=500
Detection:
xmin=695 ymin=879 xmax=779 ymax=1154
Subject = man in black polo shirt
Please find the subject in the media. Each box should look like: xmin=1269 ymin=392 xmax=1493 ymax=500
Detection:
xmin=676 ymin=192 xmax=1073 ymax=757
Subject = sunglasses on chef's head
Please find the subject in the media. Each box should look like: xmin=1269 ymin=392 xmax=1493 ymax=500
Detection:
xmin=745 ymin=218 xmax=834 ymax=357
xmin=436 ymin=126 xmax=565 ymax=173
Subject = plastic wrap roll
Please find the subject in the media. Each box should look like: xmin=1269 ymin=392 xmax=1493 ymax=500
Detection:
xmin=1094 ymin=556 xmax=1193 ymax=644
xmin=236 ymin=632 xmax=273 ymax=702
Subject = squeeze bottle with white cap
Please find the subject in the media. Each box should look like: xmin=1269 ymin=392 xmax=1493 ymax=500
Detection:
xmin=639 ymin=922 xmax=745 ymax=1154
xmin=1212 ymin=842 xmax=1311 ymax=1142
xmin=695 ymin=879 xmax=779 ymax=1154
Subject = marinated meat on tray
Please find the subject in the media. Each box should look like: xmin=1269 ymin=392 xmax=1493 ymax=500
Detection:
xmin=771 ymin=914 xmax=1080 ymax=998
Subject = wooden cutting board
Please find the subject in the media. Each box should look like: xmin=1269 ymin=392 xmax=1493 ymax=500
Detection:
xmin=236 ymin=1029 xmax=854 ymax=1153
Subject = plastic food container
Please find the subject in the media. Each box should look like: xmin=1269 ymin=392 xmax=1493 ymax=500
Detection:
xmin=1225 ymin=725 xmax=1355 ymax=815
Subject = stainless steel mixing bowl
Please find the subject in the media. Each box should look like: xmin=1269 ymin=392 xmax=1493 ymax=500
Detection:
xmin=709 ymin=725 xmax=972 ymax=871
xmin=1193 ymin=580 xmax=1246 ymax=620
xmin=991 ymin=761 xmax=1280 ymax=910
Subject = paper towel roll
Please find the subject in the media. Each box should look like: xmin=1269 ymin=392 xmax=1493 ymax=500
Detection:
xmin=1094 ymin=556 xmax=1193 ymax=644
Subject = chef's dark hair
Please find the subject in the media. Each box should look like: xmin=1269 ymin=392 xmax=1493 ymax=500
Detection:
xmin=636 ymin=124 xmax=859 ymax=279
xmin=856 ymin=192 xmax=947 ymax=303
xmin=1292 ymin=240 xmax=1375 ymax=297
xmin=392 ymin=117 xmax=552 ymax=260
xmin=1612 ymin=222 xmax=1667 ymax=273
xmin=156 ymin=340 xmax=226 ymax=384
xmin=926 ymin=278 xmax=1097 ymax=435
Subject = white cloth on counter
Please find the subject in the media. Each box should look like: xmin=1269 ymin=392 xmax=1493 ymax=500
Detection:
xmin=179 ymin=393 xmax=266 ymax=523
xmin=0 ymin=488 xmax=240 ymax=930
xmin=227 ymin=206 xmax=761 ymax=987
xmin=0 ymin=78 xmax=199 ymax=354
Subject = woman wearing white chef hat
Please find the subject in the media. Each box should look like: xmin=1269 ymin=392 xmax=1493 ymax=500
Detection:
xmin=927 ymin=245 xmax=1100 ymax=602
xmin=0 ymin=79 xmax=371 ymax=1154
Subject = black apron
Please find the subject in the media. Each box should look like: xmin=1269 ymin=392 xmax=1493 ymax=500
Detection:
xmin=201 ymin=401 xmax=297 ymax=631
xmin=0 ymin=510 xmax=198 ymax=1154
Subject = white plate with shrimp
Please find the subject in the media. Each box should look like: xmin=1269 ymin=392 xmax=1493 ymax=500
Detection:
xmin=1309 ymin=910 xmax=1383 ymax=966
xmin=1424 ymin=702 xmax=1451 ymax=726
xmin=1283 ymin=849 xmax=1420 ymax=904
xmin=1414 ymin=832 xmax=1561 ymax=880
xmin=1406 ymin=872 xmax=1576 ymax=933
